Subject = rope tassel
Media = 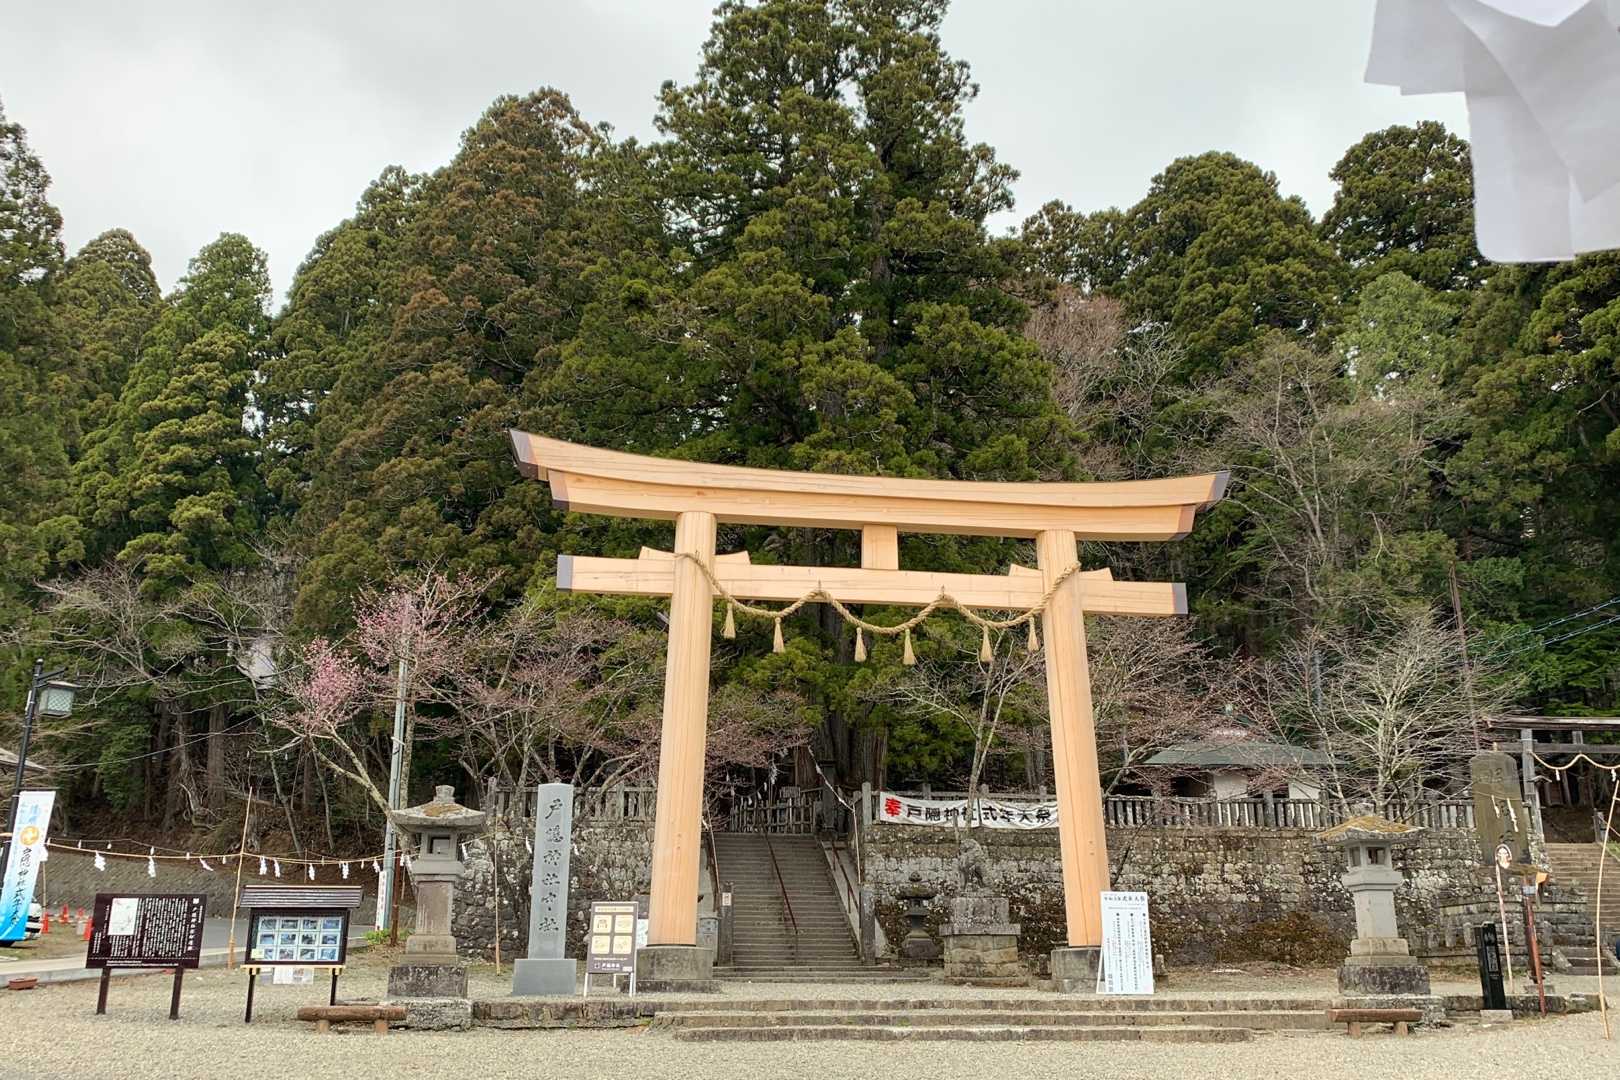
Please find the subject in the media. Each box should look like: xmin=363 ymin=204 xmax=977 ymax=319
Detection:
xmin=902 ymin=627 xmax=916 ymax=666
xmin=979 ymin=626 xmax=993 ymax=663
xmin=773 ymin=618 xmax=785 ymax=653
xmin=1026 ymin=616 xmax=1040 ymax=653
xmin=853 ymin=627 xmax=867 ymax=662
xmin=722 ymin=604 xmax=736 ymax=640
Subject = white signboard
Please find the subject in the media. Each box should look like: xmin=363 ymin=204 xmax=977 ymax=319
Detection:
xmin=108 ymin=897 xmax=140 ymax=936
xmin=0 ymin=790 xmax=55 ymax=941
xmin=876 ymin=792 xmax=1057 ymax=830
xmin=1097 ymin=891 xmax=1154 ymax=995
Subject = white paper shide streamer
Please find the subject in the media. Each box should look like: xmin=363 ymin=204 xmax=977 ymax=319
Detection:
xmin=1367 ymin=0 xmax=1620 ymax=260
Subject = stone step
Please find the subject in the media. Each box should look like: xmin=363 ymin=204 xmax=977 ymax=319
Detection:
xmin=714 ymin=974 xmax=925 ymax=983
xmin=652 ymin=1010 xmax=1329 ymax=1032
xmin=730 ymin=964 xmax=866 ymax=973
xmin=655 ymin=997 xmax=1336 ymax=1014
xmin=670 ymin=1024 xmax=1251 ymax=1044
xmin=732 ymin=957 xmax=861 ymax=966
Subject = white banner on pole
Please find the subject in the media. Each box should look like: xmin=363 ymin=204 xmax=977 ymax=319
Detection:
xmin=1097 ymin=891 xmax=1154 ymax=995
xmin=0 ymin=790 xmax=56 ymax=940
xmin=876 ymin=792 xmax=1058 ymax=829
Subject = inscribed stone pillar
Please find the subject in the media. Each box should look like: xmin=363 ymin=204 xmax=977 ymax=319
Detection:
xmin=511 ymin=783 xmax=576 ymax=995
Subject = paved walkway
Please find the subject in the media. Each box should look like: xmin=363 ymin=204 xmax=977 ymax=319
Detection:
xmin=6 ymin=953 xmax=1618 ymax=1080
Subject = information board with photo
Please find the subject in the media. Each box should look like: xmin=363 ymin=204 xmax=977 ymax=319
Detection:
xmin=246 ymin=909 xmax=349 ymax=966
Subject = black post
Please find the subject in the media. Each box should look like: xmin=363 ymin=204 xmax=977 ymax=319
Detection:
xmin=244 ymin=969 xmax=256 ymax=1023
xmin=95 ymin=969 xmax=110 ymax=1015
xmin=4 ymin=660 xmax=44 ymax=863
xmin=329 ymin=967 xmax=338 ymax=1006
xmin=168 ymin=968 xmax=183 ymax=1020
xmin=1476 ymin=922 xmax=1507 ymax=1011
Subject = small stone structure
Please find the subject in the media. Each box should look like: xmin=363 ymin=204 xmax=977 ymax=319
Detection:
xmin=1315 ymin=810 xmax=1431 ymax=997
xmin=897 ymin=873 xmax=941 ymax=962
xmin=387 ymin=785 xmax=486 ymax=1007
xmin=939 ymin=841 xmax=1024 ymax=985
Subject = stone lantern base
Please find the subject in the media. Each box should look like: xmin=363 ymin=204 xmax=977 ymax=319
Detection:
xmin=388 ymin=961 xmax=469 ymax=999
xmin=1338 ymin=957 xmax=1431 ymax=996
xmin=940 ymin=895 xmax=1025 ymax=985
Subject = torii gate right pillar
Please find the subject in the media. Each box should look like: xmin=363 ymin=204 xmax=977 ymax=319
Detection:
xmin=1037 ymin=529 xmax=1110 ymax=988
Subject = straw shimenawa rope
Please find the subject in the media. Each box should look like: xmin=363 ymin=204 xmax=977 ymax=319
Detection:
xmin=676 ymin=550 xmax=1080 ymax=663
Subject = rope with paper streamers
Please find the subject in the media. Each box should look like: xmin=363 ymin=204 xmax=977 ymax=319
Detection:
xmin=5 ymin=834 xmax=408 ymax=883
xmin=677 ymin=551 xmax=1086 ymax=664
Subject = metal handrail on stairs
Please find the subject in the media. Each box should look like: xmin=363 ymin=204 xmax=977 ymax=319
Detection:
xmin=762 ymin=831 xmax=800 ymax=953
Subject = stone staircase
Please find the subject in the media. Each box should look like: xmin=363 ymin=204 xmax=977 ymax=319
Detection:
xmin=712 ymin=832 xmax=903 ymax=982
xmin=648 ymin=996 xmax=1333 ymax=1043
xmin=1546 ymin=842 xmax=1620 ymax=974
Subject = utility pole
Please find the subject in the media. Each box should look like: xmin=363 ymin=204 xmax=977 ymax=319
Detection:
xmin=1449 ymin=559 xmax=1481 ymax=750
xmin=377 ymin=649 xmax=409 ymax=936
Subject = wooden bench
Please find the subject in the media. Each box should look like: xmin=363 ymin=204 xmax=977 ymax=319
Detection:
xmin=1327 ymin=1007 xmax=1422 ymax=1037
xmin=296 ymin=1005 xmax=407 ymax=1034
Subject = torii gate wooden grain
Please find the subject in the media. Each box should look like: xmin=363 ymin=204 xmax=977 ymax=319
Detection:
xmin=510 ymin=431 xmax=1225 ymax=980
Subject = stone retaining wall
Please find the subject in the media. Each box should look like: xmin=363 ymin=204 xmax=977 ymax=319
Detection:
xmin=861 ymin=823 xmax=1541 ymax=970
xmin=454 ymin=817 xmax=654 ymax=961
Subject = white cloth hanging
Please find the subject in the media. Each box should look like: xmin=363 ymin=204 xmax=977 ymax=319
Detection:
xmin=1367 ymin=0 xmax=1620 ymax=260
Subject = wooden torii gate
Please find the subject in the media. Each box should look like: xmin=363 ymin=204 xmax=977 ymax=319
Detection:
xmin=510 ymin=431 xmax=1226 ymax=983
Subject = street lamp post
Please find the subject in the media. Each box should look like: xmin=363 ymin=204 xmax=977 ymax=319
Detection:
xmin=5 ymin=660 xmax=76 ymax=856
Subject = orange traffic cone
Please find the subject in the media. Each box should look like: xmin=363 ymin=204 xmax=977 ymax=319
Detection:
xmin=77 ymin=907 xmax=85 ymax=922
xmin=59 ymin=904 xmax=68 ymax=921
xmin=40 ymin=912 xmax=49 ymax=934
xmin=81 ymin=918 xmax=92 ymax=941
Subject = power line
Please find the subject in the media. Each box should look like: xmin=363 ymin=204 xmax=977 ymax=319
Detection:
xmin=1484 ymin=594 xmax=1620 ymax=651
xmin=1490 ymin=610 xmax=1620 ymax=661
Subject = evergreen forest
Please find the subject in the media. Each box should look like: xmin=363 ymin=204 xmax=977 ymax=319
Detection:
xmin=2 ymin=0 xmax=1617 ymax=853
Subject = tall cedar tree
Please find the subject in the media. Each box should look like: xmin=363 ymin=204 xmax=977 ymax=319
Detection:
xmin=540 ymin=0 xmax=1071 ymax=784
xmin=285 ymin=92 xmax=607 ymax=631
xmin=0 ymin=100 xmax=77 ymax=624
xmin=72 ymin=233 xmax=271 ymax=588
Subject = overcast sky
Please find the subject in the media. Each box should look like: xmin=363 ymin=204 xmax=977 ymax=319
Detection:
xmin=6 ymin=1 xmax=1467 ymax=304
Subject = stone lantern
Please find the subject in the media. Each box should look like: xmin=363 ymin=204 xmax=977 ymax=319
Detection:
xmin=1316 ymin=809 xmax=1430 ymax=996
xmin=387 ymin=785 xmax=486 ymax=1000
xmin=896 ymin=872 xmax=941 ymax=963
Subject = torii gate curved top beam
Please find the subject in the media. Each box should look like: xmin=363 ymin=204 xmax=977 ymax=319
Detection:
xmin=510 ymin=431 xmax=1226 ymax=540
xmin=509 ymin=430 xmax=1226 ymax=986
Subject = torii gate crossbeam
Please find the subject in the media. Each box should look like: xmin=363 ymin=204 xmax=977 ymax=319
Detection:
xmin=510 ymin=431 xmax=1226 ymax=988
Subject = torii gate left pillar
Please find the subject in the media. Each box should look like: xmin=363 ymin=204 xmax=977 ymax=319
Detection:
xmin=511 ymin=431 xmax=1225 ymax=990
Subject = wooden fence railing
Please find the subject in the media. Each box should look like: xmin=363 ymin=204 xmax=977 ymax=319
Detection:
xmin=726 ymin=792 xmax=820 ymax=835
xmin=486 ymin=785 xmax=1478 ymax=833
xmin=487 ymin=784 xmax=658 ymax=822
xmin=872 ymin=791 xmax=1478 ymax=832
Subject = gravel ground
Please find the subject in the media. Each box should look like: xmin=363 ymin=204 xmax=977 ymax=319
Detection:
xmin=6 ymin=955 xmax=1618 ymax=1080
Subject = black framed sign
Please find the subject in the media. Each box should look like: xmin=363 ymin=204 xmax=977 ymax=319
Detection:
xmin=86 ymin=893 xmax=206 ymax=970
xmin=237 ymin=884 xmax=363 ymax=1023
xmin=246 ymin=908 xmax=349 ymax=967
xmin=85 ymin=893 xmax=207 ymax=1020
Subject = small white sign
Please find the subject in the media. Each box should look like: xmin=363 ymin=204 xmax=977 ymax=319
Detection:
xmin=273 ymin=966 xmax=313 ymax=985
xmin=108 ymin=897 xmax=140 ymax=936
xmin=1097 ymin=891 xmax=1154 ymax=995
